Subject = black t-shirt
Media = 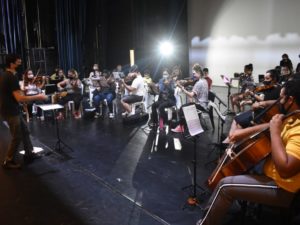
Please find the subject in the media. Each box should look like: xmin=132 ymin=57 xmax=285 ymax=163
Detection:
xmin=0 ymin=71 xmax=21 ymax=117
xmin=263 ymin=85 xmax=281 ymax=101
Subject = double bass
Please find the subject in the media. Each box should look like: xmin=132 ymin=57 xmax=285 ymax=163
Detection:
xmin=207 ymin=110 xmax=300 ymax=190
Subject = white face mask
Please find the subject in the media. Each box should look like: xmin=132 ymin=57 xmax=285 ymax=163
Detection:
xmin=28 ymin=74 xmax=34 ymax=79
xmin=163 ymin=74 xmax=169 ymax=79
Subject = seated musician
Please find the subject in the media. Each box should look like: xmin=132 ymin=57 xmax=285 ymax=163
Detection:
xmin=143 ymin=69 xmax=159 ymax=96
xmin=222 ymin=69 xmax=281 ymax=143
xmin=120 ymin=65 xmax=145 ymax=117
xmin=279 ymin=62 xmax=293 ymax=84
xmin=56 ymin=69 xmax=83 ymax=119
xmin=21 ymin=69 xmax=45 ymax=120
xmin=197 ymin=78 xmax=300 ymax=225
xmin=172 ymin=63 xmax=209 ymax=133
xmin=149 ymin=69 xmax=176 ymax=129
xmin=50 ymin=68 xmax=66 ymax=81
xmin=230 ymin=64 xmax=255 ymax=114
xmin=92 ymin=70 xmax=116 ymax=119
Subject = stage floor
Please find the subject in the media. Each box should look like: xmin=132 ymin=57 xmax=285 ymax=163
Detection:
xmin=0 ymin=86 xmax=295 ymax=225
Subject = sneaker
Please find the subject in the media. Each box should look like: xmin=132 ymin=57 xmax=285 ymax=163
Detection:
xmin=94 ymin=112 xmax=100 ymax=118
xmin=122 ymin=112 xmax=128 ymax=117
xmin=171 ymin=125 xmax=184 ymax=133
xmin=2 ymin=160 xmax=21 ymax=169
xmin=109 ymin=113 xmax=114 ymax=118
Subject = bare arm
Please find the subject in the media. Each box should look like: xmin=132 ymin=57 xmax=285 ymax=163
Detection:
xmin=229 ymin=123 xmax=269 ymax=143
xmin=270 ymin=114 xmax=300 ymax=178
xmin=57 ymin=80 xmax=67 ymax=90
xmin=177 ymin=82 xmax=195 ymax=98
xmin=252 ymin=99 xmax=277 ymax=111
xmin=13 ymin=90 xmax=48 ymax=103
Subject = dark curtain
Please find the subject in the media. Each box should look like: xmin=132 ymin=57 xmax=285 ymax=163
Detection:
xmin=0 ymin=0 xmax=25 ymax=56
xmin=55 ymin=0 xmax=86 ymax=78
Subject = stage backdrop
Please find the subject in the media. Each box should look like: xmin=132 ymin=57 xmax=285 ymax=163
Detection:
xmin=188 ymin=0 xmax=300 ymax=86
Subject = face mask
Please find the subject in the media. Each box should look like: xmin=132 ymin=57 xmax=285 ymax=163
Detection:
xmin=163 ymin=74 xmax=168 ymax=79
xmin=93 ymin=67 xmax=98 ymax=71
xmin=28 ymin=74 xmax=34 ymax=79
xmin=263 ymin=81 xmax=271 ymax=86
xmin=68 ymin=75 xmax=74 ymax=79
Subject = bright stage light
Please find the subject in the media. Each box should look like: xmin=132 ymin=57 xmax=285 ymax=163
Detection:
xmin=159 ymin=41 xmax=174 ymax=56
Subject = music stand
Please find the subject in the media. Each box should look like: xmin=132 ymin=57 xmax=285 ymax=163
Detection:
xmin=181 ymin=104 xmax=206 ymax=209
xmin=37 ymin=104 xmax=73 ymax=152
xmin=220 ymin=75 xmax=234 ymax=115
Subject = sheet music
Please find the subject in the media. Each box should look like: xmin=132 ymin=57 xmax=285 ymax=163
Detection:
xmin=182 ymin=104 xmax=204 ymax=136
xmin=36 ymin=104 xmax=64 ymax=111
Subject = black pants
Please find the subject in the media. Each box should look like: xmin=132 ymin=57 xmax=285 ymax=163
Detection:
xmin=2 ymin=114 xmax=33 ymax=161
xmin=58 ymin=93 xmax=83 ymax=111
xmin=151 ymin=99 xmax=176 ymax=124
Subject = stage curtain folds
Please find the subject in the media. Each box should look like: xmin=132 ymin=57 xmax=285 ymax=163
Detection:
xmin=55 ymin=0 xmax=86 ymax=78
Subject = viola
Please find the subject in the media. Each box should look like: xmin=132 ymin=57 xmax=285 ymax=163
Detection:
xmin=207 ymin=110 xmax=300 ymax=190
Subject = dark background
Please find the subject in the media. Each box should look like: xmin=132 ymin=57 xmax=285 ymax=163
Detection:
xmin=0 ymin=0 xmax=188 ymax=79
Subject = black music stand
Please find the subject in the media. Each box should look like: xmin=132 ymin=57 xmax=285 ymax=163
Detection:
xmin=37 ymin=104 xmax=73 ymax=152
xmin=181 ymin=104 xmax=206 ymax=209
xmin=220 ymin=75 xmax=234 ymax=115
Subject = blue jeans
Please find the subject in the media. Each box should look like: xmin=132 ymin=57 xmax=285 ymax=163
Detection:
xmin=93 ymin=92 xmax=114 ymax=113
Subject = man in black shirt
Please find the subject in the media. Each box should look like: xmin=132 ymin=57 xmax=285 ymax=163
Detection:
xmin=0 ymin=54 xmax=48 ymax=169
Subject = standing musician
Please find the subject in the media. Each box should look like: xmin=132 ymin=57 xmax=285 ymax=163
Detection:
xmin=56 ymin=69 xmax=83 ymax=119
xmin=172 ymin=63 xmax=209 ymax=133
xmin=197 ymin=78 xmax=300 ymax=225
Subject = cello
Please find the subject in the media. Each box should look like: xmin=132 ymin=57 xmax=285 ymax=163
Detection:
xmin=207 ymin=110 xmax=300 ymax=190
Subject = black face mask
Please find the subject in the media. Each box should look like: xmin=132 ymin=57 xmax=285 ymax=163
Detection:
xmin=68 ymin=76 xmax=74 ymax=80
xmin=263 ymin=81 xmax=271 ymax=86
xmin=279 ymin=98 xmax=293 ymax=114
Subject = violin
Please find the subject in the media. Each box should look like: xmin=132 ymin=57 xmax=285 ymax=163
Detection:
xmin=176 ymin=78 xmax=196 ymax=87
xmin=253 ymin=84 xmax=276 ymax=93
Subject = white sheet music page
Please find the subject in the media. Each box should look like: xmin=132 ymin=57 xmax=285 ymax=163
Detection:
xmin=182 ymin=104 xmax=204 ymax=136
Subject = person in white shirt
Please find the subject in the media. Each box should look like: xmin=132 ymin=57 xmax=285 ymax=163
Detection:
xmin=121 ymin=65 xmax=145 ymax=116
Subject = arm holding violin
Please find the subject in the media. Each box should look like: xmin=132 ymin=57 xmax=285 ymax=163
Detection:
xmin=176 ymin=80 xmax=195 ymax=98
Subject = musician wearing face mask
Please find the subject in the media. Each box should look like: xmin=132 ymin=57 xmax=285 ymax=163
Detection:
xmin=222 ymin=69 xmax=281 ymax=144
xmin=56 ymin=69 xmax=83 ymax=119
xmin=92 ymin=70 xmax=116 ymax=119
xmin=148 ymin=69 xmax=176 ymax=129
xmin=198 ymin=78 xmax=300 ymax=225
xmin=50 ymin=68 xmax=66 ymax=81
xmin=121 ymin=65 xmax=145 ymax=117
xmin=21 ymin=69 xmax=45 ymax=120
xmin=0 ymin=54 xmax=48 ymax=169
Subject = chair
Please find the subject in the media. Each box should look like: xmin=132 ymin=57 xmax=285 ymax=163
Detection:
xmin=208 ymin=91 xmax=216 ymax=130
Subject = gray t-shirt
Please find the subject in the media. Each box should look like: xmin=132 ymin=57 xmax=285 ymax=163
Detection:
xmin=192 ymin=78 xmax=209 ymax=108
